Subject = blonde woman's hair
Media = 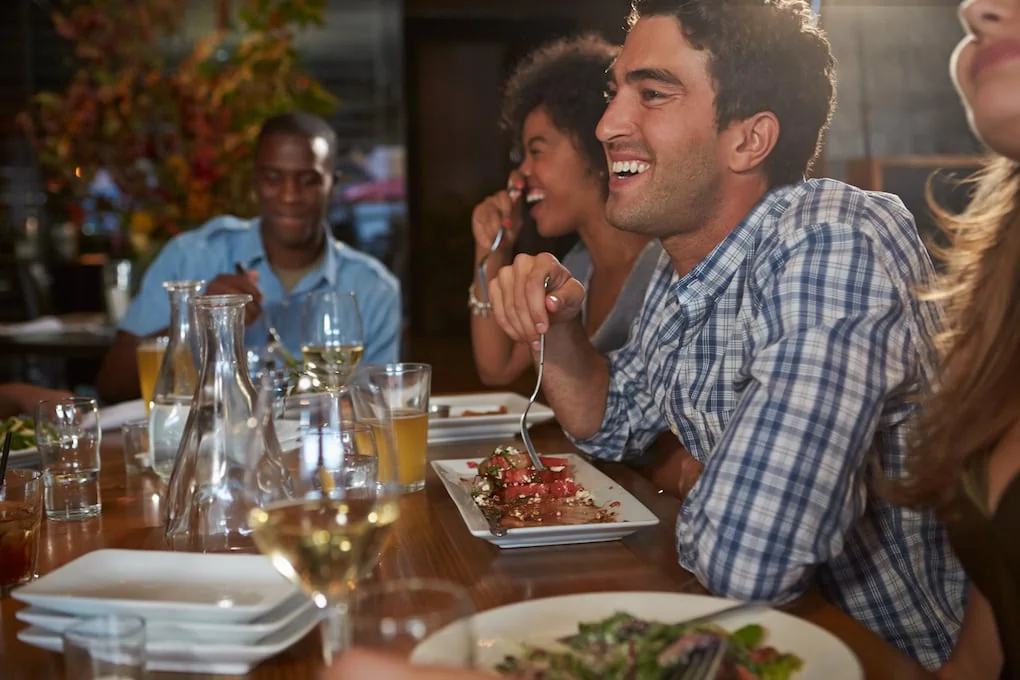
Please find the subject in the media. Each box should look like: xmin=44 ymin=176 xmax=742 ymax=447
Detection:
xmin=895 ymin=156 xmax=1020 ymax=509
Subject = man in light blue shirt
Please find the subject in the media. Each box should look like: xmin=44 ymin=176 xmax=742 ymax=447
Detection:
xmin=96 ymin=112 xmax=401 ymax=403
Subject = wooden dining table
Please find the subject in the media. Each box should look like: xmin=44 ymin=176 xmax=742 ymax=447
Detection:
xmin=1 ymin=421 xmax=935 ymax=680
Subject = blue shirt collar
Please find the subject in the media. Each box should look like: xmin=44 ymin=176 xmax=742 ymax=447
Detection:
xmin=234 ymin=217 xmax=340 ymax=289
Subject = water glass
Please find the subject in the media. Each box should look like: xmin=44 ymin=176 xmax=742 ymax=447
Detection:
xmin=365 ymin=363 xmax=432 ymax=493
xmin=348 ymin=578 xmax=475 ymax=668
xmin=35 ymin=397 xmax=102 ymax=521
xmin=63 ymin=615 xmax=146 ymax=680
xmin=0 ymin=469 xmax=43 ymax=594
xmin=121 ymin=419 xmax=150 ymax=476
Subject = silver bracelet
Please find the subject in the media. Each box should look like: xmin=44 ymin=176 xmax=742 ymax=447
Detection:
xmin=468 ymin=282 xmax=493 ymax=318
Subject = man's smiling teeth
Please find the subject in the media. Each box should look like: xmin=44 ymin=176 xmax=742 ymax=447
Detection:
xmin=611 ymin=160 xmax=650 ymax=176
xmin=526 ymin=190 xmax=546 ymax=204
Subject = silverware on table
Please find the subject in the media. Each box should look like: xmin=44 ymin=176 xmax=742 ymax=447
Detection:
xmin=428 ymin=403 xmax=451 ymax=419
xmin=669 ymin=636 xmax=727 ymax=680
xmin=480 ymin=504 xmax=508 ymax=537
xmin=669 ymin=601 xmax=763 ymax=628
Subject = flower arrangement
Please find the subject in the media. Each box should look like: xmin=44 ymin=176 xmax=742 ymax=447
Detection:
xmin=18 ymin=0 xmax=338 ymax=263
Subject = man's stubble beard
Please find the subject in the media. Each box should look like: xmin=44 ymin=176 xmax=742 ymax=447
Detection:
xmin=604 ymin=157 xmax=720 ymax=241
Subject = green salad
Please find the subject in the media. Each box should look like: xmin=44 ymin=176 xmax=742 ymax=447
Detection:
xmin=0 ymin=416 xmax=36 ymax=451
xmin=495 ymin=612 xmax=803 ymax=680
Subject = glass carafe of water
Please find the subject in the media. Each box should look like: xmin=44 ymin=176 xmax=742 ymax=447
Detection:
xmin=164 ymin=294 xmax=287 ymax=553
xmin=149 ymin=280 xmax=204 ymax=482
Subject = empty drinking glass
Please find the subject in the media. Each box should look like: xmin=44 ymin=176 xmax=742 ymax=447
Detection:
xmin=63 ymin=615 xmax=146 ymax=680
xmin=348 ymin=578 xmax=475 ymax=668
xmin=35 ymin=398 xmax=102 ymax=521
xmin=121 ymin=420 xmax=150 ymax=476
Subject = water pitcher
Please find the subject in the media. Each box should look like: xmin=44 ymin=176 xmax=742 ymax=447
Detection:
xmin=149 ymin=280 xmax=204 ymax=482
xmin=164 ymin=294 xmax=286 ymax=553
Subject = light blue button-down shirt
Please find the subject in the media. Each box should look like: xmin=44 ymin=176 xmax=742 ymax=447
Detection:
xmin=120 ymin=215 xmax=402 ymax=364
xmin=571 ymin=179 xmax=965 ymax=670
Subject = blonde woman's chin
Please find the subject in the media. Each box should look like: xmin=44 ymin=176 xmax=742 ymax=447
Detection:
xmin=965 ymin=75 xmax=1020 ymax=161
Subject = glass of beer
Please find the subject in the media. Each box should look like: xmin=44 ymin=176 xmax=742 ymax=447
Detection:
xmin=0 ymin=469 xmax=43 ymax=595
xmin=364 ymin=363 xmax=431 ymax=493
xmin=136 ymin=336 xmax=168 ymax=414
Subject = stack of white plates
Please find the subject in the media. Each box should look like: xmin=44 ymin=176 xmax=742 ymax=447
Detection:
xmin=15 ymin=550 xmax=318 ymax=675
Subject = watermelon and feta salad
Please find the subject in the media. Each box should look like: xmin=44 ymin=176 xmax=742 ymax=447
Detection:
xmin=496 ymin=611 xmax=803 ymax=680
xmin=467 ymin=445 xmax=618 ymax=529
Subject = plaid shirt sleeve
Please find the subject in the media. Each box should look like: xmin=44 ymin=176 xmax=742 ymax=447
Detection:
xmin=675 ymin=220 xmax=917 ymax=602
xmin=568 ymin=270 xmax=672 ymax=460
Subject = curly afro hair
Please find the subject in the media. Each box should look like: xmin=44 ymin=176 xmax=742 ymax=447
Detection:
xmin=500 ymin=35 xmax=619 ymax=191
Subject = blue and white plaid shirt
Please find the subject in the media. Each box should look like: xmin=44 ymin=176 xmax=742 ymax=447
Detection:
xmin=572 ymin=179 xmax=966 ymax=669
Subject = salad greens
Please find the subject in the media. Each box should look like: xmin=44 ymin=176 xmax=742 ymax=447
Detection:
xmin=495 ymin=612 xmax=803 ymax=680
xmin=0 ymin=416 xmax=35 ymax=451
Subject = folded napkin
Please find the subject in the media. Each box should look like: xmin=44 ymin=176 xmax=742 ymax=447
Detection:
xmin=87 ymin=399 xmax=147 ymax=431
xmin=0 ymin=316 xmax=64 ymax=336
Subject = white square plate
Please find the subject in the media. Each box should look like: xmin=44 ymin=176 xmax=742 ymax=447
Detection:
xmin=431 ymin=453 xmax=659 ymax=549
xmin=13 ymin=550 xmax=301 ymax=624
xmin=17 ymin=601 xmax=320 ymax=675
xmin=428 ymin=393 xmax=554 ymax=445
xmin=17 ymin=592 xmax=314 ymax=646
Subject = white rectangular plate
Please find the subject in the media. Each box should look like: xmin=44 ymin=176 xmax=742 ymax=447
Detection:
xmin=431 ymin=453 xmax=659 ymax=549
xmin=13 ymin=550 xmax=301 ymax=624
xmin=17 ymin=593 xmax=314 ymax=646
xmin=17 ymin=602 xmax=319 ymax=675
xmin=428 ymin=393 xmax=554 ymax=445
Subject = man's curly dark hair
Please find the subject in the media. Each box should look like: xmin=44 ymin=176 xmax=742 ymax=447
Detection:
xmin=628 ymin=0 xmax=836 ymax=187
xmin=500 ymin=35 xmax=619 ymax=193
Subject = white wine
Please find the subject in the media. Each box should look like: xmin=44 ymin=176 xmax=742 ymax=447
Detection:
xmin=249 ymin=497 xmax=397 ymax=605
xmin=302 ymin=344 xmax=365 ymax=390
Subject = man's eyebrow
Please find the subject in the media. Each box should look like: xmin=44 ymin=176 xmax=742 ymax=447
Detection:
xmin=624 ymin=67 xmax=685 ymax=89
xmin=525 ymin=135 xmax=547 ymax=147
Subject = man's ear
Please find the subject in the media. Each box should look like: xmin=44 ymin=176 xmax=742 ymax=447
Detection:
xmin=723 ymin=111 xmax=780 ymax=175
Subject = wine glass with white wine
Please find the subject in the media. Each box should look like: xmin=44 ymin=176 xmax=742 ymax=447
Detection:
xmin=245 ymin=369 xmax=400 ymax=664
xmin=302 ymin=291 xmax=365 ymax=391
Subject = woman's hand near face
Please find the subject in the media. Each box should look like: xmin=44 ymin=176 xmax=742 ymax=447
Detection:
xmin=471 ymin=170 xmax=525 ymax=267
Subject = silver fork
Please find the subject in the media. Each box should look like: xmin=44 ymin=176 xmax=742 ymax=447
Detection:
xmin=235 ymin=263 xmax=297 ymax=367
xmin=519 ymin=275 xmax=550 ymax=471
xmin=672 ymin=638 xmax=727 ymax=680
xmin=476 ymin=226 xmax=505 ymax=304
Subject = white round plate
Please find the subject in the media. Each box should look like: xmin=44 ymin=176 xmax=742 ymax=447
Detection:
xmin=412 ymin=591 xmax=863 ymax=679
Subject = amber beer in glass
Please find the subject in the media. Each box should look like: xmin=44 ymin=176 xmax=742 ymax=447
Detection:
xmin=136 ymin=336 xmax=168 ymax=414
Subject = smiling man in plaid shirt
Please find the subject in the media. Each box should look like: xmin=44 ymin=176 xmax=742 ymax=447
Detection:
xmin=485 ymin=0 xmax=966 ymax=670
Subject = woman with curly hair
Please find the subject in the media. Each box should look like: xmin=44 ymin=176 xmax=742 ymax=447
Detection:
xmin=893 ymin=0 xmax=1020 ymax=678
xmin=468 ymin=35 xmax=662 ymax=385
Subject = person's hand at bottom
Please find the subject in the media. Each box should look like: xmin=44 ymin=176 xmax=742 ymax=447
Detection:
xmin=321 ymin=649 xmax=496 ymax=680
